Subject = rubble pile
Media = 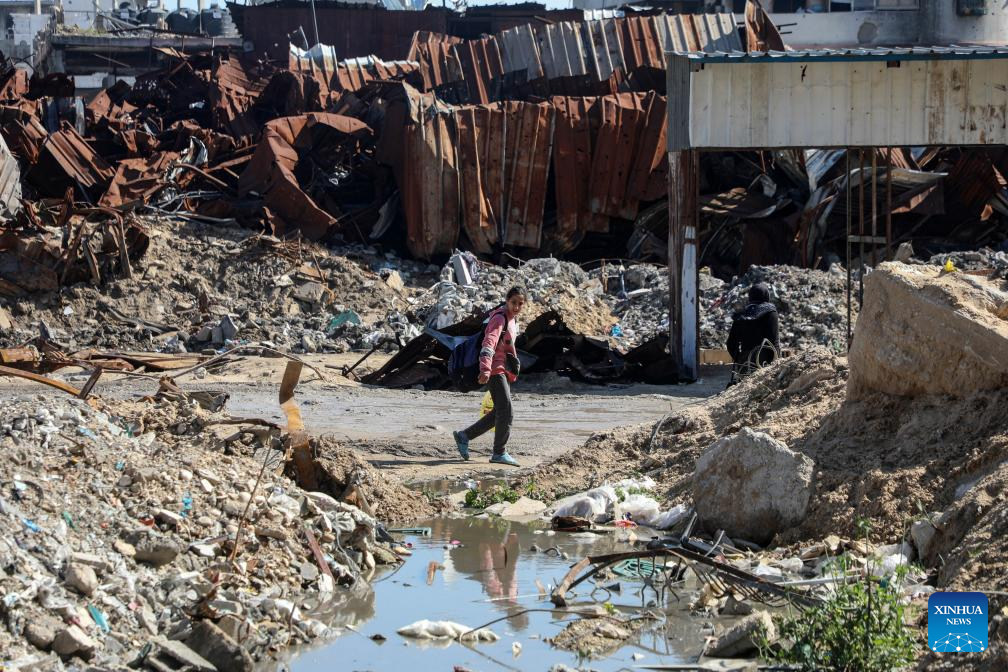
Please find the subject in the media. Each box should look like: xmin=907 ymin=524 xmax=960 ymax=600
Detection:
xmin=0 ymin=216 xmax=436 ymax=354
xmin=587 ymin=261 xmax=856 ymax=353
xmin=417 ymin=254 xmax=615 ymax=337
xmin=0 ymin=391 xmax=425 ymax=668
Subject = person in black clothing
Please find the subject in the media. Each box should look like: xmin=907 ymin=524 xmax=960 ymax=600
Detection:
xmin=726 ymin=282 xmax=779 ymax=384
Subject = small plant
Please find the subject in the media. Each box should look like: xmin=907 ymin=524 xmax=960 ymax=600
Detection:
xmin=602 ymin=601 xmax=617 ymax=615
xmin=464 ymin=484 xmax=520 ymax=509
xmin=757 ymin=525 xmax=916 ymax=672
xmin=523 ymin=480 xmax=548 ymax=501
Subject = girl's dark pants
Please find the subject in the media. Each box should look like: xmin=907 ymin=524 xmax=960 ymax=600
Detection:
xmin=462 ymin=374 xmax=512 ymax=456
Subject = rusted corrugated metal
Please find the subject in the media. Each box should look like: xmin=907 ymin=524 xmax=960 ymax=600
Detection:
xmin=551 ymin=96 xmax=599 ymax=250
xmin=502 ymin=101 xmax=554 ymax=249
xmin=455 ymin=106 xmax=502 ymax=254
xmin=945 ymin=151 xmax=1007 ymax=218
xmin=0 ymin=134 xmax=22 ymax=219
xmin=408 ymin=14 xmax=739 ymax=103
xmin=403 ymin=107 xmax=459 ymax=259
xmin=30 ymin=124 xmax=114 ymax=196
xmin=291 ymin=44 xmax=418 ymax=97
xmin=211 ymin=55 xmax=269 ymax=139
xmin=99 ymin=151 xmax=179 ymax=209
xmin=451 ymin=37 xmax=504 ymax=105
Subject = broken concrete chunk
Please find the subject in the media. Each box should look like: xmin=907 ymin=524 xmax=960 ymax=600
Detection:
xmin=24 ymin=617 xmax=59 ymax=650
xmin=692 ymin=428 xmax=814 ymax=545
xmin=848 ymin=263 xmax=1008 ymax=398
xmin=51 ymin=625 xmax=97 ymax=658
xmin=704 ymin=610 xmax=776 ymax=658
xmin=184 ymin=620 xmax=255 ymax=672
xmin=64 ymin=562 xmax=99 ymax=596
xmin=134 ymin=540 xmax=180 ymax=566
xmin=149 ymin=637 xmax=217 ymax=671
xmin=484 ymin=496 xmax=547 ymax=518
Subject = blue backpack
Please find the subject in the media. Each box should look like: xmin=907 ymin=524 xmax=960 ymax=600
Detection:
xmin=447 ymin=312 xmax=503 ymax=392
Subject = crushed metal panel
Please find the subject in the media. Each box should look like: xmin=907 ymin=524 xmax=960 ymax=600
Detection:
xmin=551 ymin=96 xmax=595 ymax=251
xmin=503 ymin=102 xmax=553 ymax=249
xmin=655 ymin=13 xmax=741 ymax=54
xmin=619 ymin=16 xmax=664 ymax=71
xmin=404 ymin=107 xmax=459 ymax=259
xmin=455 ymin=106 xmax=499 ymax=254
xmin=537 ymin=22 xmax=589 ymax=80
xmin=0 ymin=134 xmax=22 ymax=219
xmin=583 ymin=19 xmax=625 ymax=82
xmin=498 ymin=24 xmax=544 ymax=82
xmin=627 ymin=92 xmax=668 ymax=206
xmin=31 ymin=125 xmax=114 ymax=194
xmin=452 ymin=37 xmax=504 ymax=104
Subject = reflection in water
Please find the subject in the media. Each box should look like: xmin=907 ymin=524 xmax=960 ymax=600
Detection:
xmin=285 ymin=517 xmax=709 ymax=672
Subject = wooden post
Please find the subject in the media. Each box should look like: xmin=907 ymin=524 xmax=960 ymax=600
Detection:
xmin=668 ymin=149 xmax=699 ymax=381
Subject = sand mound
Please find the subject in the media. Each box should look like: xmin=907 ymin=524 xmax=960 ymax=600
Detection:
xmin=533 ymin=346 xmax=1008 ymax=544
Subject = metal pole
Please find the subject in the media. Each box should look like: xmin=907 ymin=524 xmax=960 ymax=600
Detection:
xmin=309 ymin=0 xmax=320 ymax=48
xmin=870 ymin=148 xmax=877 ymax=268
xmin=846 ymin=149 xmax=852 ymax=350
xmin=886 ymin=147 xmax=893 ymax=259
xmin=858 ymin=148 xmax=865 ymax=309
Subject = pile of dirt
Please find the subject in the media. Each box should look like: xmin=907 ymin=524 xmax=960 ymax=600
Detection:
xmin=311 ymin=437 xmax=438 ymax=524
xmin=0 ymin=215 xmax=436 ymax=354
xmin=532 ymin=346 xmax=1008 ymax=545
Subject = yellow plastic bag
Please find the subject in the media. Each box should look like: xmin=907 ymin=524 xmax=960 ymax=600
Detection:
xmin=480 ymin=391 xmax=494 ymax=417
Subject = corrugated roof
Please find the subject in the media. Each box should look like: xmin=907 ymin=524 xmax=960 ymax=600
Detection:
xmin=685 ymin=45 xmax=1008 ymax=63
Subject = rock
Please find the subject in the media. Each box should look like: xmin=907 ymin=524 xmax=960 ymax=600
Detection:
xmin=485 ymin=496 xmax=547 ymax=518
xmin=64 ymin=562 xmax=98 ymax=596
xmin=185 ymin=620 xmax=255 ymax=672
xmin=299 ymin=561 xmax=319 ymax=582
xmin=51 ymin=625 xmax=96 ymax=658
xmin=70 ymin=552 xmax=110 ymax=574
xmin=383 ymin=270 xmax=405 ymax=293
xmin=156 ymin=509 xmax=184 ymax=526
xmin=705 ymin=611 xmax=776 ymax=657
xmin=692 ymin=428 xmax=814 ymax=545
xmin=24 ymin=618 xmax=59 ymax=650
xmin=293 ymin=282 xmax=326 ymax=305
xmin=911 ymin=519 xmax=938 ymax=563
xmin=219 ymin=315 xmax=239 ymax=341
xmin=894 ymin=242 xmax=914 ymax=263
xmin=848 ymin=263 xmax=1008 ymax=398
xmin=113 ymin=539 xmax=136 ymax=557
xmin=135 ymin=540 xmax=180 ymax=566
xmin=149 ymin=637 xmax=217 ymax=671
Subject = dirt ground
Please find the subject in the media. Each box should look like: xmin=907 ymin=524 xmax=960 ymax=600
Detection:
xmin=1 ymin=353 xmax=731 ymax=484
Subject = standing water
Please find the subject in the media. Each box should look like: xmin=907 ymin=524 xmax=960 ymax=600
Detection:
xmin=283 ymin=516 xmax=715 ymax=671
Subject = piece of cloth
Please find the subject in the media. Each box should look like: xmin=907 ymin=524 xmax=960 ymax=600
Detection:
xmin=727 ymin=304 xmax=779 ymax=366
xmin=462 ymin=374 xmax=512 ymax=456
xmin=479 ymin=307 xmax=519 ymax=383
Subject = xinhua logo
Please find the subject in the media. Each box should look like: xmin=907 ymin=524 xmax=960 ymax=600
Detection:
xmin=928 ymin=592 xmax=988 ymax=653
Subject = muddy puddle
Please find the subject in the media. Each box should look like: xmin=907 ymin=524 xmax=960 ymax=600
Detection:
xmin=283 ymin=517 xmax=720 ymax=671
